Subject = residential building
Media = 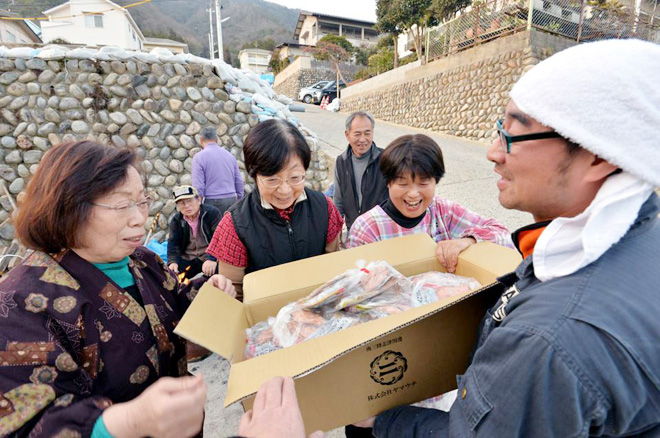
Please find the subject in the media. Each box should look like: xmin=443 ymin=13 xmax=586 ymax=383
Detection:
xmin=397 ymin=31 xmax=416 ymax=59
xmin=294 ymin=11 xmax=379 ymax=49
xmin=143 ymin=37 xmax=188 ymax=54
xmin=41 ymin=0 xmax=144 ymax=49
xmin=274 ymin=42 xmax=310 ymax=62
xmin=238 ymin=48 xmax=272 ymax=74
xmin=0 ymin=10 xmax=42 ymax=44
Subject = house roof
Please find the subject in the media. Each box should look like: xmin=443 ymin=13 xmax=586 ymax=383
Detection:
xmin=276 ymin=42 xmax=310 ymax=49
xmin=238 ymin=48 xmax=272 ymax=55
xmin=143 ymin=37 xmax=188 ymax=48
xmin=43 ymin=0 xmax=145 ymax=41
xmin=0 ymin=9 xmax=42 ymax=42
xmin=293 ymin=10 xmax=376 ymax=40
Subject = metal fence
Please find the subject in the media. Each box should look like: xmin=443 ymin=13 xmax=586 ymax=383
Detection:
xmin=427 ymin=0 xmax=660 ymax=61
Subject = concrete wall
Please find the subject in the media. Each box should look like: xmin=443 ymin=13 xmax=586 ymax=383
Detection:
xmin=0 ymin=53 xmax=332 ymax=246
xmin=341 ymin=30 xmax=577 ymax=142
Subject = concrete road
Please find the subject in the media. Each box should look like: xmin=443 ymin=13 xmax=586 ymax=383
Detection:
xmin=296 ymin=103 xmax=532 ymax=231
xmin=192 ymin=103 xmax=533 ymax=438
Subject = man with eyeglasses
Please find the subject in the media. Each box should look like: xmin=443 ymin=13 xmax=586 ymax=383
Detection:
xmin=237 ymin=40 xmax=660 ymax=438
xmin=167 ymin=185 xmax=222 ymax=280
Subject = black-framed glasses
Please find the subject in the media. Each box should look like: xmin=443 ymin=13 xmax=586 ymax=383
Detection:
xmin=496 ymin=119 xmax=562 ymax=153
xmin=92 ymin=197 xmax=153 ymax=215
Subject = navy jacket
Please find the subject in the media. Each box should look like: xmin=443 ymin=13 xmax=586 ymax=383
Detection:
xmin=375 ymin=194 xmax=660 ymax=437
xmin=167 ymin=203 xmax=221 ymax=265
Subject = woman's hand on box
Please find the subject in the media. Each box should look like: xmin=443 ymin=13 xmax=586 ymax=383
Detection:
xmin=239 ymin=376 xmax=324 ymax=438
xmin=435 ymin=237 xmax=476 ymax=273
xmin=207 ymin=274 xmax=237 ymax=299
xmin=202 ymin=260 xmax=218 ymax=276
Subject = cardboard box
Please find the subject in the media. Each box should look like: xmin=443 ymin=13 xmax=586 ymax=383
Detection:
xmin=175 ymin=234 xmax=521 ymax=433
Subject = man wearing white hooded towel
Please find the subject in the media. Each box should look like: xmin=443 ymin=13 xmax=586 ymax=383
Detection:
xmin=236 ymin=39 xmax=660 ymax=438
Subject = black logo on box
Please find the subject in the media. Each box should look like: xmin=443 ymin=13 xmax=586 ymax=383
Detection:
xmin=369 ymin=350 xmax=408 ymax=385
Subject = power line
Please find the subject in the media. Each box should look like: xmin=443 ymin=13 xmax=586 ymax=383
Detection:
xmin=0 ymin=0 xmax=209 ymax=21
xmin=1 ymin=0 xmax=152 ymax=20
xmin=0 ymin=0 xmax=203 ymax=10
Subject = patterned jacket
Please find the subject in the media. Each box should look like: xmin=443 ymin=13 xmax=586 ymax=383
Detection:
xmin=0 ymin=247 xmax=202 ymax=437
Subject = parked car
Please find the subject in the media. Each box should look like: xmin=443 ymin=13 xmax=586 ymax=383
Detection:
xmin=298 ymin=81 xmax=332 ymax=104
xmin=316 ymin=80 xmax=347 ymax=104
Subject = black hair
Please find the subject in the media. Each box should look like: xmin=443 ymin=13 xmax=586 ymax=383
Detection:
xmin=380 ymin=134 xmax=445 ymax=184
xmin=201 ymin=126 xmax=217 ymax=141
xmin=566 ymin=140 xmax=582 ymax=155
xmin=243 ymin=119 xmax=311 ymax=178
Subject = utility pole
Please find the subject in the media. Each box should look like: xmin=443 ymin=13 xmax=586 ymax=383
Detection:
xmin=208 ymin=3 xmax=215 ymax=60
xmin=215 ymin=0 xmax=224 ymax=62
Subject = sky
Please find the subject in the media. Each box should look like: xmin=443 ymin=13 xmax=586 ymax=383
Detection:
xmin=264 ymin=0 xmax=378 ymax=22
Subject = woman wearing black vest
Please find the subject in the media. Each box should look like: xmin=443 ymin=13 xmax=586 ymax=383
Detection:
xmin=206 ymin=119 xmax=344 ymax=301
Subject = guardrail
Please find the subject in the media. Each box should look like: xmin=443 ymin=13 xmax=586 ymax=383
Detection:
xmin=427 ymin=0 xmax=660 ymax=61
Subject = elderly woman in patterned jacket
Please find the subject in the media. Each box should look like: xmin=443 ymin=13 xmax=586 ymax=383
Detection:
xmin=0 ymin=141 xmax=236 ymax=437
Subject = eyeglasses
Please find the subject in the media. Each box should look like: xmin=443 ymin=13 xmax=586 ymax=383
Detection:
xmin=496 ymin=119 xmax=563 ymax=153
xmin=92 ymin=197 xmax=153 ymax=215
xmin=258 ymin=174 xmax=306 ymax=189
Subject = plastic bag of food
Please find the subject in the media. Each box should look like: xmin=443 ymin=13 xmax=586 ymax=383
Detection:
xmin=409 ymin=272 xmax=481 ymax=308
xmin=299 ymin=261 xmax=411 ymax=313
xmin=244 ymin=317 xmax=278 ymax=359
xmin=271 ymin=261 xmax=412 ymax=347
xmin=271 ymin=303 xmax=361 ymax=348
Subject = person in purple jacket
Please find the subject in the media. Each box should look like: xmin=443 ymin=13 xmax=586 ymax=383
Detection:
xmin=192 ymin=126 xmax=244 ymax=215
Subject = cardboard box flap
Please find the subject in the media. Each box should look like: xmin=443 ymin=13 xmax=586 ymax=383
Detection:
xmin=225 ymin=287 xmax=485 ymax=406
xmin=242 ymin=234 xmax=441 ymax=325
xmin=174 ymin=283 xmax=248 ymax=362
xmin=243 ymin=234 xmax=439 ymax=303
xmin=455 ymin=241 xmax=521 ymax=284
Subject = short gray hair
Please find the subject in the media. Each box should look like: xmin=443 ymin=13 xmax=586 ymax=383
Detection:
xmin=345 ymin=111 xmax=375 ymax=132
xmin=201 ymin=126 xmax=217 ymax=141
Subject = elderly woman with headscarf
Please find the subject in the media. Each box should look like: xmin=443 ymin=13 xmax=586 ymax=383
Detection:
xmin=0 ymin=141 xmax=235 ymax=437
xmin=206 ymin=119 xmax=344 ymax=301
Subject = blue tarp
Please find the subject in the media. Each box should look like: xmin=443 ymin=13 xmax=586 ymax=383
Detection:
xmin=260 ymin=73 xmax=275 ymax=85
xmin=146 ymin=240 xmax=168 ymax=263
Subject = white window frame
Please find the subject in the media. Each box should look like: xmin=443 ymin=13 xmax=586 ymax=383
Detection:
xmin=85 ymin=14 xmax=104 ymax=28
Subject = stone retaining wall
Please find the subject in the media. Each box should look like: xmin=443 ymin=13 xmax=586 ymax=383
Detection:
xmin=341 ymin=30 xmax=576 ymax=142
xmin=274 ymin=58 xmax=361 ymax=100
xmin=0 ymin=54 xmax=331 ymax=246
xmin=275 ymin=68 xmax=337 ymax=100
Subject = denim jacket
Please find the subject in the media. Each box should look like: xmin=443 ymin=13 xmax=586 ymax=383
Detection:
xmin=374 ymin=194 xmax=660 ymax=437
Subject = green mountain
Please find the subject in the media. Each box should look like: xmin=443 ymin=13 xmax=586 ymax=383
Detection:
xmin=129 ymin=0 xmax=300 ymax=63
xmin=4 ymin=0 xmax=300 ymax=64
